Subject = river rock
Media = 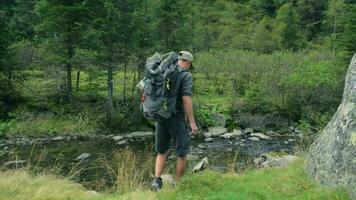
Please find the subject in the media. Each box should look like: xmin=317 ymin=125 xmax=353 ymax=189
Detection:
xmin=306 ymin=54 xmax=356 ymax=199
xmin=248 ymin=137 xmax=260 ymax=141
xmin=243 ymin=128 xmax=253 ymax=134
xmin=294 ymin=128 xmax=303 ymax=134
xmin=74 ymin=153 xmax=90 ymax=161
xmin=198 ymin=144 xmax=206 ymax=149
xmin=52 ymin=136 xmax=65 ymax=141
xmin=208 ymin=126 xmax=227 ymax=137
xmin=221 ymin=129 xmax=243 ymax=139
xmin=251 ymin=133 xmax=270 ymax=140
xmin=117 ymin=140 xmax=127 ymax=145
xmin=255 ymin=154 xmax=298 ymax=168
xmin=203 ymin=132 xmax=212 ymax=138
xmin=205 ymin=138 xmax=213 ymax=142
xmin=112 ymin=135 xmax=125 ymax=141
xmin=126 ymin=131 xmax=153 ymax=139
xmin=193 ymin=157 xmax=209 ymax=172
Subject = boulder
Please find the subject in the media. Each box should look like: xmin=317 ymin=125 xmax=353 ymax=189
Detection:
xmin=193 ymin=157 xmax=209 ymax=172
xmin=208 ymin=126 xmax=227 ymax=137
xmin=306 ymin=54 xmax=356 ymax=199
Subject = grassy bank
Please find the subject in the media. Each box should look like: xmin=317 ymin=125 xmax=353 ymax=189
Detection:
xmin=0 ymin=159 xmax=350 ymax=200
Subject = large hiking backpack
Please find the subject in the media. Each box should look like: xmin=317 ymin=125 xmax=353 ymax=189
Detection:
xmin=140 ymin=52 xmax=181 ymax=121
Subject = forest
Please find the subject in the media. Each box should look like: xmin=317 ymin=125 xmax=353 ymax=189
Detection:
xmin=0 ymin=0 xmax=355 ymax=136
xmin=0 ymin=0 xmax=355 ymax=200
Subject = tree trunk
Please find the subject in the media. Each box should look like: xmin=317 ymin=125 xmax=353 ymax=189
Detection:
xmin=76 ymin=70 xmax=80 ymax=93
xmin=123 ymin=44 xmax=127 ymax=103
xmin=66 ymin=44 xmax=73 ymax=100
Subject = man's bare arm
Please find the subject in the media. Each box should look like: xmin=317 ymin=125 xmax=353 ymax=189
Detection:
xmin=183 ymin=96 xmax=198 ymax=135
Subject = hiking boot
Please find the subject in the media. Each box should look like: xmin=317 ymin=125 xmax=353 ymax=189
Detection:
xmin=151 ymin=177 xmax=163 ymax=191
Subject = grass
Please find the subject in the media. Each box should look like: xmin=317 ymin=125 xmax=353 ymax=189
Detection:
xmin=0 ymin=170 xmax=95 ymax=200
xmin=0 ymin=159 xmax=350 ymax=200
xmin=4 ymin=115 xmax=94 ymax=137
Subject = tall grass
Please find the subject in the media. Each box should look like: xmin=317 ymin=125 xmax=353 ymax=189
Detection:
xmin=104 ymin=147 xmax=154 ymax=193
xmin=0 ymin=170 xmax=95 ymax=200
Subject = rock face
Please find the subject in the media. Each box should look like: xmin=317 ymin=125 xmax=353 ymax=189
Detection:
xmin=306 ymin=54 xmax=356 ymax=199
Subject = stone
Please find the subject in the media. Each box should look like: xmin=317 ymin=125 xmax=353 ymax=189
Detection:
xmin=193 ymin=157 xmax=209 ymax=172
xmin=244 ymin=128 xmax=253 ymax=134
xmin=289 ymin=126 xmax=295 ymax=131
xmin=112 ymin=135 xmax=125 ymax=141
xmin=208 ymin=126 xmax=227 ymax=137
xmin=126 ymin=131 xmax=153 ymax=138
xmin=117 ymin=140 xmax=127 ymax=145
xmin=203 ymin=132 xmax=212 ymax=138
xmin=306 ymin=54 xmax=356 ymax=199
xmin=52 ymin=136 xmax=65 ymax=141
xmin=221 ymin=132 xmax=239 ymax=139
xmin=250 ymin=133 xmax=270 ymax=140
xmin=198 ymin=144 xmax=206 ymax=149
xmin=255 ymin=154 xmax=299 ymax=168
xmin=248 ymin=137 xmax=260 ymax=141
xmin=287 ymin=138 xmax=296 ymax=142
xmin=205 ymin=138 xmax=213 ymax=142
xmin=294 ymin=128 xmax=303 ymax=134
xmin=74 ymin=153 xmax=90 ymax=161
xmin=266 ymin=130 xmax=275 ymax=136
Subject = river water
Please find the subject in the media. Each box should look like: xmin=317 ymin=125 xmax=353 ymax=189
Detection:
xmin=0 ymin=134 xmax=297 ymax=191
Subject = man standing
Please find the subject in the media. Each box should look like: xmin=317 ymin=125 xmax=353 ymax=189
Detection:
xmin=151 ymin=51 xmax=198 ymax=191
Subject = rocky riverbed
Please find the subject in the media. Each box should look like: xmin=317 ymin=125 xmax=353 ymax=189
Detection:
xmin=0 ymin=126 xmax=306 ymax=190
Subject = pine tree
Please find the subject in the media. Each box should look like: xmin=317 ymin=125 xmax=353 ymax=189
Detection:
xmin=274 ymin=3 xmax=303 ymax=50
xmin=296 ymin=0 xmax=327 ymax=40
xmin=35 ymin=0 xmax=87 ymax=100
xmin=155 ymin=0 xmax=192 ymax=51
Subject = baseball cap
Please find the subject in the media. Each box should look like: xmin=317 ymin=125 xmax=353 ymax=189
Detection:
xmin=178 ymin=51 xmax=194 ymax=70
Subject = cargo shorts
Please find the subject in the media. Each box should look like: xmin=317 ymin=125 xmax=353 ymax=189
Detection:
xmin=155 ymin=114 xmax=190 ymax=157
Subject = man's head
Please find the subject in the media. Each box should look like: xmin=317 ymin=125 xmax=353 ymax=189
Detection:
xmin=178 ymin=51 xmax=194 ymax=70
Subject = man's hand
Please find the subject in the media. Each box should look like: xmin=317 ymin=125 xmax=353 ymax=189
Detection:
xmin=190 ymin=122 xmax=198 ymax=135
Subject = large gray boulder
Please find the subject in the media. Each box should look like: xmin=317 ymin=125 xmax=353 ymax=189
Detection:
xmin=306 ymin=54 xmax=356 ymax=199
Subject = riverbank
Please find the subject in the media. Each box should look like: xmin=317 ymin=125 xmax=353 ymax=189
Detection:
xmin=0 ymin=159 xmax=349 ymax=200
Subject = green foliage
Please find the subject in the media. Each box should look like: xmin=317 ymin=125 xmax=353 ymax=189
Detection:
xmin=194 ymin=105 xmax=217 ymax=130
xmin=0 ymin=119 xmax=16 ymax=136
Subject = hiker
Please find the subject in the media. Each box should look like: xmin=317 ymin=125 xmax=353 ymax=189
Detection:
xmin=151 ymin=51 xmax=198 ymax=191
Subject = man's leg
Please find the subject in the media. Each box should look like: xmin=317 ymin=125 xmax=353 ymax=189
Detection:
xmin=176 ymin=156 xmax=187 ymax=181
xmin=155 ymin=151 xmax=169 ymax=178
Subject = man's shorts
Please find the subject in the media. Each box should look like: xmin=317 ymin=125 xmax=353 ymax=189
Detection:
xmin=155 ymin=114 xmax=190 ymax=157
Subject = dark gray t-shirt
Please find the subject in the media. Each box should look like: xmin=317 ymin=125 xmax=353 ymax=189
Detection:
xmin=176 ymin=66 xmax=193 ymax=116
